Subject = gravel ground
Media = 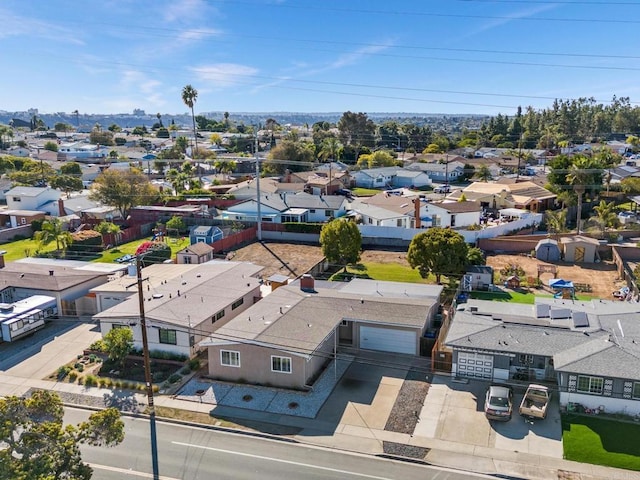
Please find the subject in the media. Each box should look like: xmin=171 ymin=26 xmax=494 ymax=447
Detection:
xmin=384 ymin=369 xmax=430 ymax=434
xmin=176 ymin=356 xmax=353 ymax=418
xmin=382 ymin=441 xmax=429 ymax=459
xmin=26 ymin=388 xmax=145 ymax=413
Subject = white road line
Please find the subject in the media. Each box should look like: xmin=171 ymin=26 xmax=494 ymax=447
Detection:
xmin=88 ymin=463 xmax=180 ymax=480
xmin=172 ymin=441 xmax=395 ymax=479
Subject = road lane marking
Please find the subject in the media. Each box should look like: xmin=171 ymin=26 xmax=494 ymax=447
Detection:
xmin=172 ymin=441 xmax=395 ymax=479
xmin=88 ymin=463 xmax=180 ymax=480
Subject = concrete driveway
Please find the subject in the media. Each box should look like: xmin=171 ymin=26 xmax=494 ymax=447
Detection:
xmin=416 ymin=376 xmax=563 ymax=458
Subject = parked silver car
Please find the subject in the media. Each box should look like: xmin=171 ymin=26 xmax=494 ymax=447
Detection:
xmin=484 ymin=385 xmax=513 ymax=421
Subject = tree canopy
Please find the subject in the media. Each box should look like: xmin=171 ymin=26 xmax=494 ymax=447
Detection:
xmin=103 ymin=327 xmax=133 ymax=368
xmin=35 ymin=218 xmax=73 ymax=253
xmin=0 ymin=390 xmax=124 ymax=480
xmin=89 ymin=169 xmax=160 ymax=219
xmin=407 ymin=228 xmax=469 ymax=283
xmin=320 ymin=219 xmax=362 ymax=270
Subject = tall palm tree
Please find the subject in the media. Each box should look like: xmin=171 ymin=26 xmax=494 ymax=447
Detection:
xmin=181 ymin=85 xmax=199 ymax=178
xmin=567 ymin=156 xmax=599 ymax=234
xmin=35 ymin=218 xmax=73 ymax=254
xmin=545 ymin=209 xmax=568 ymax=241
xmin=593 ymin=200 xmax=618 ymax=236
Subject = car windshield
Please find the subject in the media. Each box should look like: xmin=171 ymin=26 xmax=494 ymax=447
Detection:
xmin=489 ymin=396 xmax=509 ymax=408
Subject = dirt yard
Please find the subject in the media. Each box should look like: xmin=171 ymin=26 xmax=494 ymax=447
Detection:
xmin=486 ymin=254 xmax=624 ymax=299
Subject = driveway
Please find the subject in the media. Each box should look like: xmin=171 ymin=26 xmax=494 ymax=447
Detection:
xmin=416 ymin=376 xmax=563 ymax=458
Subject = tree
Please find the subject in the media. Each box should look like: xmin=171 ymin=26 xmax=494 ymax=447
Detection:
xmin=51 ymin=175 xmax=83 ymax=198
xmin=567 ymin=155 xmax=603 ymax=233
xmin=34 ymin=218 xmax=73 ymax=253
xmin=166 ymin=215 xmax=186 ymax=233
xmin=320 ymin=219 xmax=362 ymax=271
xmin=43 ymin=141 xmax=58 ymax=152
xmin=467 ymin=247 xmax=485 ymax=266
xmin=8 ymin=159 xmax=56 ymax=186
xmin=60 ymin=162 xmax=82 ymax=175
xmin=546 ymin=209 xmax=568 ymax=241
xmin=181 ymin=84 xmax=199 ymax=163
xmin=474 ymin=164 xmax=492 ymax=182
xmin=0 ymin=390 xmax=124 ymax=480
xmin=337 ymin=111 xmax=376 ymax=153
xmin=103 ymin=327 xmax=133 ymax=368
xmin=89 ymin=169 xmax=160 ymax=219
xmin=592 ymin=200 xmax=618 ymax=235
xmin=89 ymin=128 xmax=114 ymax=146
xmin=357 ymin=150 xmax=397 ymax=169
xmin=95 ymin=221 xmax=121 ymax=236
xmin=407 ymin=228 xmax=469 ymax=283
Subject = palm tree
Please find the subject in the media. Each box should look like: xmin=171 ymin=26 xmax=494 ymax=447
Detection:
xmin=592 ymin=200 xmax=618 ymax=236
xmin=35 ymin=218 xmax=73 ymax=254
xmin=181 ymin=84 xmax=199 ymax=178
xmin=567 ymin=156 xmax=599 ymax=234
xmin=474 ymin=164 xmax=492 ymax=182
xmin=545 ymin=209 xmax=568 ymax=241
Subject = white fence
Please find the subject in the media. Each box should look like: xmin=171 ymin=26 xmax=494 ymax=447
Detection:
xmin=358 ymin=213 xmax=544 ymax=246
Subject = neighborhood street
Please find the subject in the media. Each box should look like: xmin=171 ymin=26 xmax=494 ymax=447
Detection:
xmin=65 ymin=407 xmax=490 ymax=480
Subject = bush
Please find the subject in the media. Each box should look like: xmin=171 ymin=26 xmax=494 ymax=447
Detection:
xmin=89 ymin=340 xmax=106 ymax=352
xmin=168 ymin=374 xmax=182 ymax=384
xmin=57 ymin=366 xmax=71 ymax=380
xmin=180 ymin=366 xmax=191 ymax=375
xmin=75 ymin=363 xmax=84 ymax=372
xmin=283 ymin=222 xmax=323 ymax=234
xmin=68 ymin=230 xmax=103 ymax=254
xmin=84 ymin=375 xmax=98 ymax=387
xmin=89 ymin=354 xmax=97 ymax=363
xmin=188 ymin=358 xmax=201 ymax=371
xmin=69 ymin=371 xmax=78 ymax=382
xmin=77 ymin=376 xmax=84 ymax=385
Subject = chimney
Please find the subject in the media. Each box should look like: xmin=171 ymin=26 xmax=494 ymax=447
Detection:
xmin=300 ymin=274 xmax=315 ymax=292
xmin=413 ymin=198 xmax=421 ymax=229
xmin=58 ymin=198 xmax=65 ymax=217
xmin=49 ymin=270 xmax=54 ymax=276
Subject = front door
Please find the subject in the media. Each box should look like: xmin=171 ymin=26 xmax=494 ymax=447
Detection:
xmin=575 ymin=247 xmax=585 ymax=262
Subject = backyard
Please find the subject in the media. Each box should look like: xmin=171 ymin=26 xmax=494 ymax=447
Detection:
xmin=470 ymin=289 xmax=594 ymax=304
xmin=562 ymin=414 xmax=640 ymax=471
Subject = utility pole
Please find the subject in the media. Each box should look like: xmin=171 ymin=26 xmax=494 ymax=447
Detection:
xmin=255 ymin=131 xmax=262 ymax=241
xmin=133 ymin=256 xmax=160 ymax=479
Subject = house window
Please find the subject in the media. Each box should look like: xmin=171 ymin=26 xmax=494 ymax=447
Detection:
xmin=633 ymin=382 xmax=640 ymax=399
xmin=325 ymin=210 xmax=334 ymax=217
xmin=368 ymin=218 xmax=373 ymax=224
xmin=158 ymin=328 xmax=177 ymax=345
xmin=111 ymin=323 xmax=128 ymax=330
xmin=396 ymin=219 xmax=403 ymax=227
xmin=271 ymin=356 xmax=292 ymax=373
xmin=519 ymin=354 xmax=534 ymax=365
xmin=309 ymin=209 xmax=316 ymax=213
xmin=231 ymin=298 xmax=244 ymax=310
xmin=12 ymin=197 xmax=20 ymax=202
xmin=183 ymin=256 xmax=192 ymax=264
xmin=220 ymin=350 xmax=240 ymax=367
xmin=577 ymin=375 xmax=604 ymax=395
xmin=214 ymin=309 xmax=225 ymax=321
xmin=20 ymin=218 xmax=26 ymax=225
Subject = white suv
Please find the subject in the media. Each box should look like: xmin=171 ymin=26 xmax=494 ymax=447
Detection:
xmin=434 ymin=185 xmax=451 ymax=194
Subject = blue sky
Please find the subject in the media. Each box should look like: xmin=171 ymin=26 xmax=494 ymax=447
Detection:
xmin=1 ymin=0 xmax=639 ymax=116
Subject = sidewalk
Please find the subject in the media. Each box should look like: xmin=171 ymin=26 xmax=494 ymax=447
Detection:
xmin=2 ymin=370 xmax=639 ymax=480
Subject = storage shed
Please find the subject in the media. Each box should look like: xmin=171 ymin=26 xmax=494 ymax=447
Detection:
xmin=561 ymin=236 xmax=599 ymax=263
xmin=465 ymin=265 xmax=494 ymax=291
xmin=535 ymin=238 xmax=561 ymax=262
xmin=189 ymin=225 xmax=223 ymax=245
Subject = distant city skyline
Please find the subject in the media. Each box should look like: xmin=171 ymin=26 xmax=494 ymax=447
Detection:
xmin=2 ymin=1 xmax=639 ymax=116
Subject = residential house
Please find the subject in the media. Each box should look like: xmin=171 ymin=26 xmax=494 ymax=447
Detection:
xmin=221 ymin=192 xmax=347 ymax=223
xmin=225 ymin=178 xmax=305 ymax=200
xmin=5 ymin=186 xmax=61 ymax=213
xmin=0 ymin=210 xmax=46 ymax=228
xmin=445 ymin=298 xmax=640 ymax=416
xmin=352 ymin=167 xmax=430 ymax=189
xmin=447 ymin=181 xmax=556 ymax=212
xmin=93 ymin=262 xmax=264 ymax=358
xmin=5 ymin=146 xmax=30 ymax=157
xmin=422 ymin=201 xmax=481 ymax=228
xmin=610 ymin=165 xmax=640 ymax=184
xmin=0 ymin=257 xmax=127 ymax=316
xmin=189 ymin=225 xmax=223 ymax=245
xmin=406 ymin=160 xmax=466 ymax=183
xmin=176 ymin=243 xmax=215 ymax=264
xmin=201 ymin=277 xmax=442 ymax=389
xmin=128 ymin=204 xmax=209 ymax=224
xmin=0 ymin=178 xmax=14 ymax=203
xmin=57 ymin=142 xmax=108 ymax=163
xmin=463 ymin=266 xmax=494 ymax=291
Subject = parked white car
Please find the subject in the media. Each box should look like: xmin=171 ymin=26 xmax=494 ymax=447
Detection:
xmin=618 ymin=211 xmax=638 ymax=224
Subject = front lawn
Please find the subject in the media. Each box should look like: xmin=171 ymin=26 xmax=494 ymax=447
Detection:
xmin=352 ymin=187 xmax=382 ymax=197
xmin=562 ymin=414 xmax=640 ymax=471
xmin=331 ymin=262 xmax=438 ymax=284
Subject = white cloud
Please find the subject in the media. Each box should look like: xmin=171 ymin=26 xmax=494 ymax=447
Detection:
xmin=191 ymin=64 xmax=258 ymax=87
xmin=176 ymin=27 xmax=222 ymax=44
xmin=466 ymin=4 xmax=559 ymax=37
xmin=163 ymin=0 xmax=208 ymax=23
xmin=0 ymin=7 xmax=84 ymax=45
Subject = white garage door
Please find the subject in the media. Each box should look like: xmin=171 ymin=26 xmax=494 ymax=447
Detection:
xmin=457 ymin=352 xmax=493 ymax=379
xmin=359 ymin=326 xmax=416 ymax=355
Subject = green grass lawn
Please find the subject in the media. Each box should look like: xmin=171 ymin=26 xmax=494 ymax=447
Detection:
xmin=0 ymin=235 xmax=191 ymax=264
xmin=352 ymin=187 xmax=383 ymax=197
xmin=470 ymin=290 xmax=595 ymax=304
xmin=331 ymin=262 xmax=438 ymax=284
xmin=562 ymin=414 xmax=640 ymax=471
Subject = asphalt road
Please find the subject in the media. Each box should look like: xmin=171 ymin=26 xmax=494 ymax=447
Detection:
xmin=65 ymin=408 xmax=491 ymax=480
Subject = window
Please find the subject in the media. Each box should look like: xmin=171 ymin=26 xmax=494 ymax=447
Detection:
xmin=158 ymin=328 xmax=177 ymax=345
xmin=396 ymin=219 xmax=403 ymax=227
xmin=183 ymin=256 xmax=192 ymax=264
xmin=633 ymin=382 xmax=640 ymax=399
xmin=577 ymin=375 xmax=604 ymax=394
xmin=214 ymin=309 xmax=225 ymax=321
xmin=271 ymin=356 xmax=292 ymax=373
xmin=112 ymin=323 xmax=128 ymax=330
xmin=12 ymin=197 xmax=20 ymax=202
xmin=221 ymin=350 xmax=240 ymax=367
xmin=325 ymin=210 xmax=334 ymax=217
xmin=309 ymin=209 xmax=316 ymax=213
xmin=20 ymin=218 xmax=26 ymax=225
xmin=519 ymin=354 xmax=534 ymax=365
xmin=232 ymin=298 xmax=244 ymax=310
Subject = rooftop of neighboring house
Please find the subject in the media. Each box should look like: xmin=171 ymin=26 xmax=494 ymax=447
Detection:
xmin=179 ymin=242 xmax=215 ymax=256
xmin=406 ymin=160 xmax=466 ymax=173
xmin=5 ymin=186 xmax=59 ymax=198
xmin=433 ymin=201 xmax=482 ymax=213
xmin=232 ymin=192 xmax=346 ymax=211
xmin=93 ymin=261 xmax=264 ymax=327
xmin=446 ymin=298 xmax=640 ymax=380
xmin=447 ymin=181 xmax=556 ymax=203
xmin=201 ymin=280 xmax=437 ymax=357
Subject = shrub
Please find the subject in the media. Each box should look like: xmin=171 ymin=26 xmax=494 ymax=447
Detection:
xmin=69 ymin=371 xmax=78 ymax=382
xmin=188 ymin=358 xmax=201 ymax=371
xmin=153 ymin=385 xmax=160 ymax=393
xmin=84 ymin=375 xmax=98 ymax=387
xmin=68 ymin=230 xmax=103 ymax=254
xmin=76 ymin=364 xmax=84 ymax=373
xmin=99 ymin=379 xmax=108 ymax=388
xmin=180 ymin=367 xmax=191 ymax=375
xmin=89 ymin=354 xmax=97 ymax=363
xmin=77 ymin=377 xmax=84 ymax=385
xmin=168 ymin=374 xmax=182 ymax=384
xmin=77 ymin=354 xmax=83 ymax=360
xmin=57 ymin=366 xmax=71 ymax=380
xmin=89 ymin=340 xmax=106 ymax=352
